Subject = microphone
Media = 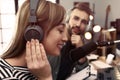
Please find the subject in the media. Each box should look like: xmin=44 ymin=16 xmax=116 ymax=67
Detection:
xmin=96 ymin=40 xmax=120 ymax=47
xmin=70 ymin=41 xmax=97 ymax=62
xmin=70 ymin=40 xmax=120 ymax=62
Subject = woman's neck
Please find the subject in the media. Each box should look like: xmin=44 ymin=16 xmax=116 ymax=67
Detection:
xmin=5 ymin=53 xmax=27 ymax=67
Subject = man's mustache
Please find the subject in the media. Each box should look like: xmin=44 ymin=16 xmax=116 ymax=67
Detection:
xmin=71 ymin=26 xmax=80 ymax=29
xmin=71 ymin=26 xmax=81 ymax=35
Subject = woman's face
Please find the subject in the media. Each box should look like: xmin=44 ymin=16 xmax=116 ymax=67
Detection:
xmin=42 ymin=22 xmax=68 ymax=56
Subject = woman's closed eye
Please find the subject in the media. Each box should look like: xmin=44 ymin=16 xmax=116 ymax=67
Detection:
xmin=58 ymin=29 xmax=64 ymax=33
xmin=57 ymin=24 xmax=65 ymax=34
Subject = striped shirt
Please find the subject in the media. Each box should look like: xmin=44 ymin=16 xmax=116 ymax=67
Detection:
xmin=0 ymin=58 xmax=37 ymax=80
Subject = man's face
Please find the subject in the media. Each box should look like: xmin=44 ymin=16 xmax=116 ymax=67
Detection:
xmin=68 ymin=9 xmax=89 ymax=35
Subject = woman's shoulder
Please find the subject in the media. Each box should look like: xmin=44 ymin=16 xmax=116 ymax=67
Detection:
xmin=0 ymin=58 xmax=14 ymax=70
xmin=0 ymin=58 xmax=37 ymax=80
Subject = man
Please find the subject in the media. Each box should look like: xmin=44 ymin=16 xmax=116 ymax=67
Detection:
xmin=57 ymin=3 xmax=93 ymax=80
xmin=68 ymin=3 xmax=93 ymax=73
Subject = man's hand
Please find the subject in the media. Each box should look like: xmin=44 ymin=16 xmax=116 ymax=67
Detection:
xmin=71 ymin=34 xmax=83 ymax=47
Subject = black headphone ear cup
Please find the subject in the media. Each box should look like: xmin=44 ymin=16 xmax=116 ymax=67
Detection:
xmin=24 ymin=25 xmax=43 ymax=42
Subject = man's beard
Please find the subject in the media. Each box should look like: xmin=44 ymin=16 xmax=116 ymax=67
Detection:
xmin=68 ymin=25 xmax=85 ymax=43
xmin=71 ymin=26 xmax=85 ymax=35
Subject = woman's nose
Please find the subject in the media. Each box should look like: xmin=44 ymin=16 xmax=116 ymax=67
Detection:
xmin=62 ymin=32 xmax=68 ymax=42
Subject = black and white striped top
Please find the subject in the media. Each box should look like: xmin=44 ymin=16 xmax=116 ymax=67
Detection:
xmin=0 ymin=58 xmax=37 ymax=80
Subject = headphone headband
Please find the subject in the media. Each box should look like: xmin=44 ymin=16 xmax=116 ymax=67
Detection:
xmin=29 ymin=0 xmax=39 ymax=23
xmin=24 ymin=0 xmax=44 ymax=42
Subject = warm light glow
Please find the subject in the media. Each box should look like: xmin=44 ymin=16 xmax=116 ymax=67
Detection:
xmin=84 ymin=32 xmax=92 ymax=40
xmin=89 ymin=15 xmax=93 ymax=20
xmin=93 ymin=25 xmax=101 ymax=32
xmin=46 ymin=0 xmax=56 ymax=3
xmin=108 ymin=27 xmax=116 ymax=32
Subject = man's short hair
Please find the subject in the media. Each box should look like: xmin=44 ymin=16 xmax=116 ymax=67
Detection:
xmin=72 ymin=3 xmax=93 ymax=16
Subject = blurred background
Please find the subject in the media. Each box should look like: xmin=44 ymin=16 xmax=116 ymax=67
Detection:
xmin=0 ymin=0 xmax=120 ymax=56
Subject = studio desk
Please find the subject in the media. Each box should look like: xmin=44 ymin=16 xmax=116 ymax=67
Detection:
xmin=67 ymin=54 xmax=120 ymax=80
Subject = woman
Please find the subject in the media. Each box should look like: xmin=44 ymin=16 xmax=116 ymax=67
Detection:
xmin=0 ymin=0 xmax=67 ymax=80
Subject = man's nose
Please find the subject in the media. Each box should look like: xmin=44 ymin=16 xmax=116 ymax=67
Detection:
xmin=76 ymin=20 xmax=82 ymax=27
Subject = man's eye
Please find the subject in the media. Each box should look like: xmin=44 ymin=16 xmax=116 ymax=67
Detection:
xmin=81 ymin=20 xmax=88 ymax=25
xmin=74 ymin=16 xmax=79 ymax=20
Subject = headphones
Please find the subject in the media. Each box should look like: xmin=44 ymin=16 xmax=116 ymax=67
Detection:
xmin=24 ymin=0 xmax=43 ymax=42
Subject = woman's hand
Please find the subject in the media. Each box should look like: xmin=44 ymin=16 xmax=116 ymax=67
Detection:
xmin=26 ymin=39 xmax=52 ymax=80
